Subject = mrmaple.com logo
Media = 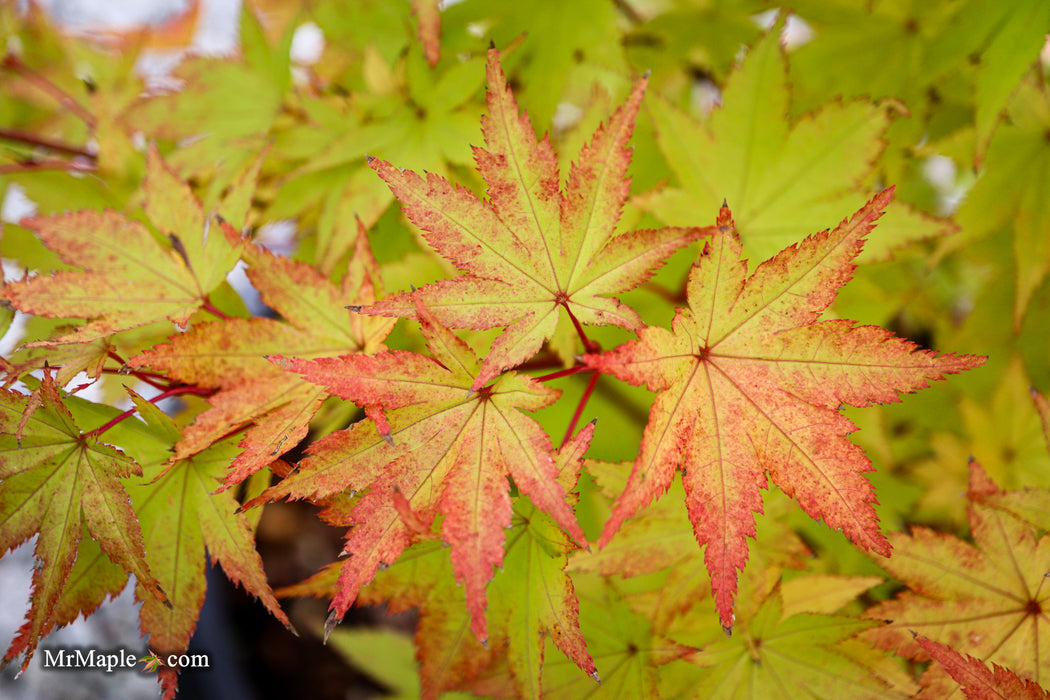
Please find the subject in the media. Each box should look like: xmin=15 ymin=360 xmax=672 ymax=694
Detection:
xmin=40 ymin=647 xmax=210 ymax=673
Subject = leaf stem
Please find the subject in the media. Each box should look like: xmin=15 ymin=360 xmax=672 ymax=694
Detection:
xmin=85 ymin=385 xmax=211 ymax=439
xmin=3 ymin=54 xmax=97 ymax=128
xmin=106 ymin=350 xmax=170 ymax=391
xmin=201 ymin=297 xmax=231 ymax=321
xmin=563 ymin=305 xmax=600 ymax=353
xmin=562 ymin=371 xmax=600 ymax=448
xmin=535 ymin=364 xmax=591 ymax=383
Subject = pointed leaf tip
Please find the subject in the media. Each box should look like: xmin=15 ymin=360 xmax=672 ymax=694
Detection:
xmin=722 ymin=624 xmax=733 ymax=637
xmin=488 ymin=39 xmax=495 ymax=50
xmin=365 ymin=154 xmax=375 ymax=163
xmin=345 ymin=305 xmax=363 ymax=312
xmin=323 ymin=610 xmax=340 ymax=643
xmin=642 ymin=69 xmax=651 ymax=79
xmin=590 ymin=670 xmax=602 ymax=684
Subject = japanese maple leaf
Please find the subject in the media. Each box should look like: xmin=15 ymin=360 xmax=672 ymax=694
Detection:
xmin=123 ymin=393 xmax=292 ymax=700
xmin=125 ymin=5 xmax=291 ymax=185
xmin=865 ymin=463 xmax=1050 ymax=699
xmin=364 ymin=47 xmax=709 ymax=390
xmin=585 ymin=189 xmax=985 ymax=632
xmin=442 ymin=0 xmax=629 ymax=127
xmin=349 ymin=424 xmax=599 ymax=699
xmin=570 ymin=460 xmax=809 ymax=631
xmin=412 ymin=0 xmax=441 ymax=66
xmin=254 ymin=302 xmax=587 ymax=645
xmin=127 ymin=220 xmax=394 ymax=489
xmin=915 ymin=635 xmax=1050 ymax=700
xmin=682 ymin=580 xmax=909 ymax=700
xmin=935 ymin=78 xmax=1050 ymax=327
xmin=640 ymin=26 xmax=949 ymax=263
xmin=0 ymin=372 xmax=167 ymax=672
xmin=0 ymin=144 xmax=243 ymax=344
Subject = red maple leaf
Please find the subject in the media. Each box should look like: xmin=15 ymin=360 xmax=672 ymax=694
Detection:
xmin=363 ymin=47 xmax=709 ymax=390
xmin=254 ymin=301 xmax=587 ymax=645
xmin=915 ymin=634 xmax=1050 ymax=700
xmin=585 ymin=190 xmax=985 ymax=632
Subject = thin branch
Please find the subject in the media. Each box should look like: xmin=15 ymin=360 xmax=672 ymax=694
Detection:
xmin=641 ymin=279 xmax=686 ymax=305
xmin=0 ymin=127 xmax=95 ymax=159
xmin=0 ymin=158 xmax=96 ymax=175
xmin=611 ymin=0 xmax=644 ymax=25
xmin=3 ymin=54 xmax=96 ymax=128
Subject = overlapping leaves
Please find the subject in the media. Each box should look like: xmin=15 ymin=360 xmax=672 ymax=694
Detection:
xmin=364 ymin=47 xmax=709 ymax=389
xmin=256 ymin=301 xmax=587 ymax=648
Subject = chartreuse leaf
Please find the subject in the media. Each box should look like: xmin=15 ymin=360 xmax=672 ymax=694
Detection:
xmin=326 ymin=627 xmax=422 ymax=699
xmin=256 ymin=302 xmax=586 ymax=647
xmin=782 ymin=0 xmax=976 ymax=113
xmin=0 ymin=146 xmax=243 ymax=344
xmin=683 ymin=582 xmax=905 ymax=700
xmin=916 ymin=635 xmax=1050 ymax=700
xmin=487 ymin=422 xmax=598 ymax=696
xmin=910 ymin=356 xmax=1050 ymax=526
xmin=128 ymin=220 xmax=394 ymax=488
xmin=866 ymin=464 xmax=1050 ymax=698
xmin=125 ymin=391 xmax=290 ymax=699
xmin=125 ymin=4 xmax=292 ymax=184
xmin=964 ymin=387 xmax=1050 ymax=534
xmin=358 ymin=540 xmax=494 ymax=700
xmin=441 ymin=0 xmax=628 ymax=127
xmin=570 ymin=461 xmax=809 ymax=631
xmin=538 ymin=572 xmax=694 ymax=700
xmin=366 ymin=48 xmax=708 ymax=389
xmin=640 ymin=26 xmax=947 ymax=262
xmin=586 ymin=191 xmax=984 ymax=632
xmin=270 ymin=38 xmax=484 ymax=273
xmin=620 ymin=0 xmax=765 ymax=90
xmin=0 ymin=373 xmax=167 ymax=672
xmin=965 ymin=0 xmax=1050 ymax=161
xmin=936 ymin=78 xmax=1050 ymax=327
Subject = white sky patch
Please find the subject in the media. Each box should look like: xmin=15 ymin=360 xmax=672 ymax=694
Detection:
xmin=291 ymin=22 xmax=324 ymax=65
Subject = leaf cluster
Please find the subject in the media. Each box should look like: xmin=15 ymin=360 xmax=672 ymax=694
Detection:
xmin=0 ymin=1 xmax=1048 ymax=698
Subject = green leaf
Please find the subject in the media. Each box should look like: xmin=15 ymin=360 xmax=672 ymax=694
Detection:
xmin=640 ymin=26 xmax=947 ymax=262
xmin=0 ymin=373 xmax=167 ymax=672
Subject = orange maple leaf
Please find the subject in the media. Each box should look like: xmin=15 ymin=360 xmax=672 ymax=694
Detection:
xmin=585 ymin=190 xmax=985 ymax=632
xmin=363 ymin=47 xmax=710 ymax=390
